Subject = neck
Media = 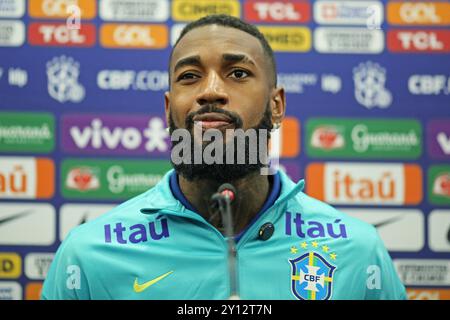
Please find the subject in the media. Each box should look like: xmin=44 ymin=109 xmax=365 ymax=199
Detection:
xmin=178 ymin=171 xmax=271 ymax=235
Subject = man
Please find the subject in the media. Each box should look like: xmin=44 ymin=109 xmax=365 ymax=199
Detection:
xmin=42 ymin=15 xmax=406 ymax=300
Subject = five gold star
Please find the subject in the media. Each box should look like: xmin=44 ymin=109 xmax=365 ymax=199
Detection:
xmin=289 ymin=241 xmax=337 ymax=261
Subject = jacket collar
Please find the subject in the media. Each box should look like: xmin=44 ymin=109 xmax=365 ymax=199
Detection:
xmin=140 ymin=169 xmax=305 ymax=221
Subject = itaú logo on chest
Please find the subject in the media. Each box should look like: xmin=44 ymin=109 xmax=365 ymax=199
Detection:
xmin=306 ymin=162 xmax=422 ymax=205
xmin=285 ymin=212 xmax=348 ymax=239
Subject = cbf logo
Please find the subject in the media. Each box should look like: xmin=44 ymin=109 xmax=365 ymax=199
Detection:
xmin=46 ymin=55 xmax=85 ymax=103
xmin=353 ymin=61 xmax=392 ymax=109
xmin=289 ymin=241 xmax=337 ymax=300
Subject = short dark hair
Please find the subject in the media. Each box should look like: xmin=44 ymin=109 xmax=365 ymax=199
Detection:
xmin=170 ymin=14 xmax=277 ymax=87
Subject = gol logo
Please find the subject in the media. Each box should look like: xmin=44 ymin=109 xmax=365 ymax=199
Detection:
xmin=100 ymin=24 xmax=168 ymax=49
xmin=28 ymin=0 xmax=96 ymax=19
xmin=0 ymin=253 xmax=21 ymax=279
xmin=387 ymin=2 xmax=450 ymax=25
xmin=407 ymin=288 xmax=450 ymax=300
xmin=0 ymin=157 xmax=55 ymax=199
xmin=306 ymin=162 xmax=422 ymax=205
xmin=26 ymin=283 xmax=43 ymax=300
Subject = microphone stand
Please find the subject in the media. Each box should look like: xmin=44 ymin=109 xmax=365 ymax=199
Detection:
xmin=211 ymin=187 xmax=240 ymax=300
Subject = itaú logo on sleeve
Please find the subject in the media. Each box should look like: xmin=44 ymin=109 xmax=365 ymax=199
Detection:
xmin=306 ymin=162 xmax=422 ymax=205
xmin=104 ymin=218 xmax=170 ymax=244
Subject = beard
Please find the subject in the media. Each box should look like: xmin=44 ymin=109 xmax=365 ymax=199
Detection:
xmin=169 ymin=103 xmax=273 ymax=184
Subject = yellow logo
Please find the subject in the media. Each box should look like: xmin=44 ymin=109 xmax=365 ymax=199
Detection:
xmin=257 ymin=26 xmax=311 ymax=52
xmin=0 ymin=252 xmax=22 ymax=279
xmin=172 ymin=0 xmax=240 ymax=22
xmin=133 ymin=270 xmax=174 ymax=293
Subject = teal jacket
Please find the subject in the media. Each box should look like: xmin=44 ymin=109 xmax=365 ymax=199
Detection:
xmin=42 ymin=169 xmax=407 ymax=300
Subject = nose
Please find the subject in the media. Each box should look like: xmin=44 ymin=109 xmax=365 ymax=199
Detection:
xmin=196 ymin=71 xmax=229 ymax=106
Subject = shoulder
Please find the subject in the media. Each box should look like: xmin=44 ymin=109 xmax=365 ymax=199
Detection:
xmin=64 ymin=169 xmax=176 ymax=244
xmin=61 ymin=189 xmax=162 ymax=250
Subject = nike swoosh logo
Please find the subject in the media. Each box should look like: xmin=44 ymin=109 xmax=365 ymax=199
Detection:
xmin=0 ymin=210 xmax=33 ymax=226
xmin=133 ymin=271 xmax=174 ymax=293
xmin=371 ymin=216 xmax=402 ymax=229
xmin=78 ymin=212 xmax=89 ymax=226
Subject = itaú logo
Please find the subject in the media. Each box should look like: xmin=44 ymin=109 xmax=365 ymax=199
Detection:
xmin=306 ymin=162 xmax=422 ymax=205
xmin=0 ymin=156 xmax=54 ymax=199
xmin=104 ymin=218 xmax=169 ymax=244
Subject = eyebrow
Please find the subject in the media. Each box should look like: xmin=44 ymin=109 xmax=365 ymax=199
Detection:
xmin=222 ymin=53 xmax=256 ymax=67
xmin=173 ymin=53 xmax=256 ymax=74
xmin=173 ymin=55 xmax=202 ymax=74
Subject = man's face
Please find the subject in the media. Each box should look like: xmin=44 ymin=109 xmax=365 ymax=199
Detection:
xmin=165 ymin=24 xmax=285 ymax=182
xmin=166 ymin=24 xmax=274 ymax=134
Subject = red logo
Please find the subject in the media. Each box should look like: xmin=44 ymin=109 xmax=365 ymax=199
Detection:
xmin=244 ymin=0 xmax=310 ymax=23
xmin=311 ymin=126 xmax=344 ymax=150
xmin=66 ymin=167 xmax=100 ymax=191
xmin=28 ymin=22 xmax=96 ymax=47
xmin=433 ymin=173 xmax=450 ymax=197
xmin=387 ymin=29 xmax=450 ymax=53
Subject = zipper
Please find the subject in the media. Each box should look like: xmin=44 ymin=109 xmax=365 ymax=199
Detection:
xmin=156 ymin=208 xmax=241 ymax=298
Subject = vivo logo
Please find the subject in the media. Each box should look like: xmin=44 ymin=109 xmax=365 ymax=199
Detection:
xmin=61 ymin=114 xmax=169 ymax=155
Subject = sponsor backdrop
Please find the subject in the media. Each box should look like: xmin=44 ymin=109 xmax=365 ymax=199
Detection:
xmin=0 ymin=0 xmax=449 ymax=300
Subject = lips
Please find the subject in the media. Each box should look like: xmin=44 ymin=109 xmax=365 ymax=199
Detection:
xmin=193 ymin=113 xmax=234 ymax=130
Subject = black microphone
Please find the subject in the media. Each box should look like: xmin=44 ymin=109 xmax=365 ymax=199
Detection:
xmin=210 ymin=183 xmax=240 ymax=300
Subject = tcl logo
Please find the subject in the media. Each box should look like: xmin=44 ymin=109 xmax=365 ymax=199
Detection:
xmin=244 ymin=0 xmax=310 ymax=23
xmin=306 ymin=162 xmax=422 ymax=205
xmin=28 ymin=22 xmax=95 ymax=47
xmin=387 ymin=2 xmax=450 ymax=25
xmin=100 ymin=24 xmax=168 ymax=49
xmin=28 ymin=0 xmax=96 ymax=19
xmin=388 ymin=30 xmax=450 ymax=53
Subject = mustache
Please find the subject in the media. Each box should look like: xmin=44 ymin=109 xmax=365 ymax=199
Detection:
xmin=185 ymin=104 xmax=243 ymax=131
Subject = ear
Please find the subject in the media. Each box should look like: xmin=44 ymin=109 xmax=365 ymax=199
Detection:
xmin=270 ymin=87 xmax=286 ymax=127
xmin=164 ymin=91 xmax=170 ymax=128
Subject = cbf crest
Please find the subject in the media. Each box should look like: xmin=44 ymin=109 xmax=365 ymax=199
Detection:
xmin=288 ymin=241 xmax=337 ymax=300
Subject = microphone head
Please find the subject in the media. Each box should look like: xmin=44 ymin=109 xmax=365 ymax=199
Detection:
xmin=218 ymin=183 xmax=237 ymax=202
